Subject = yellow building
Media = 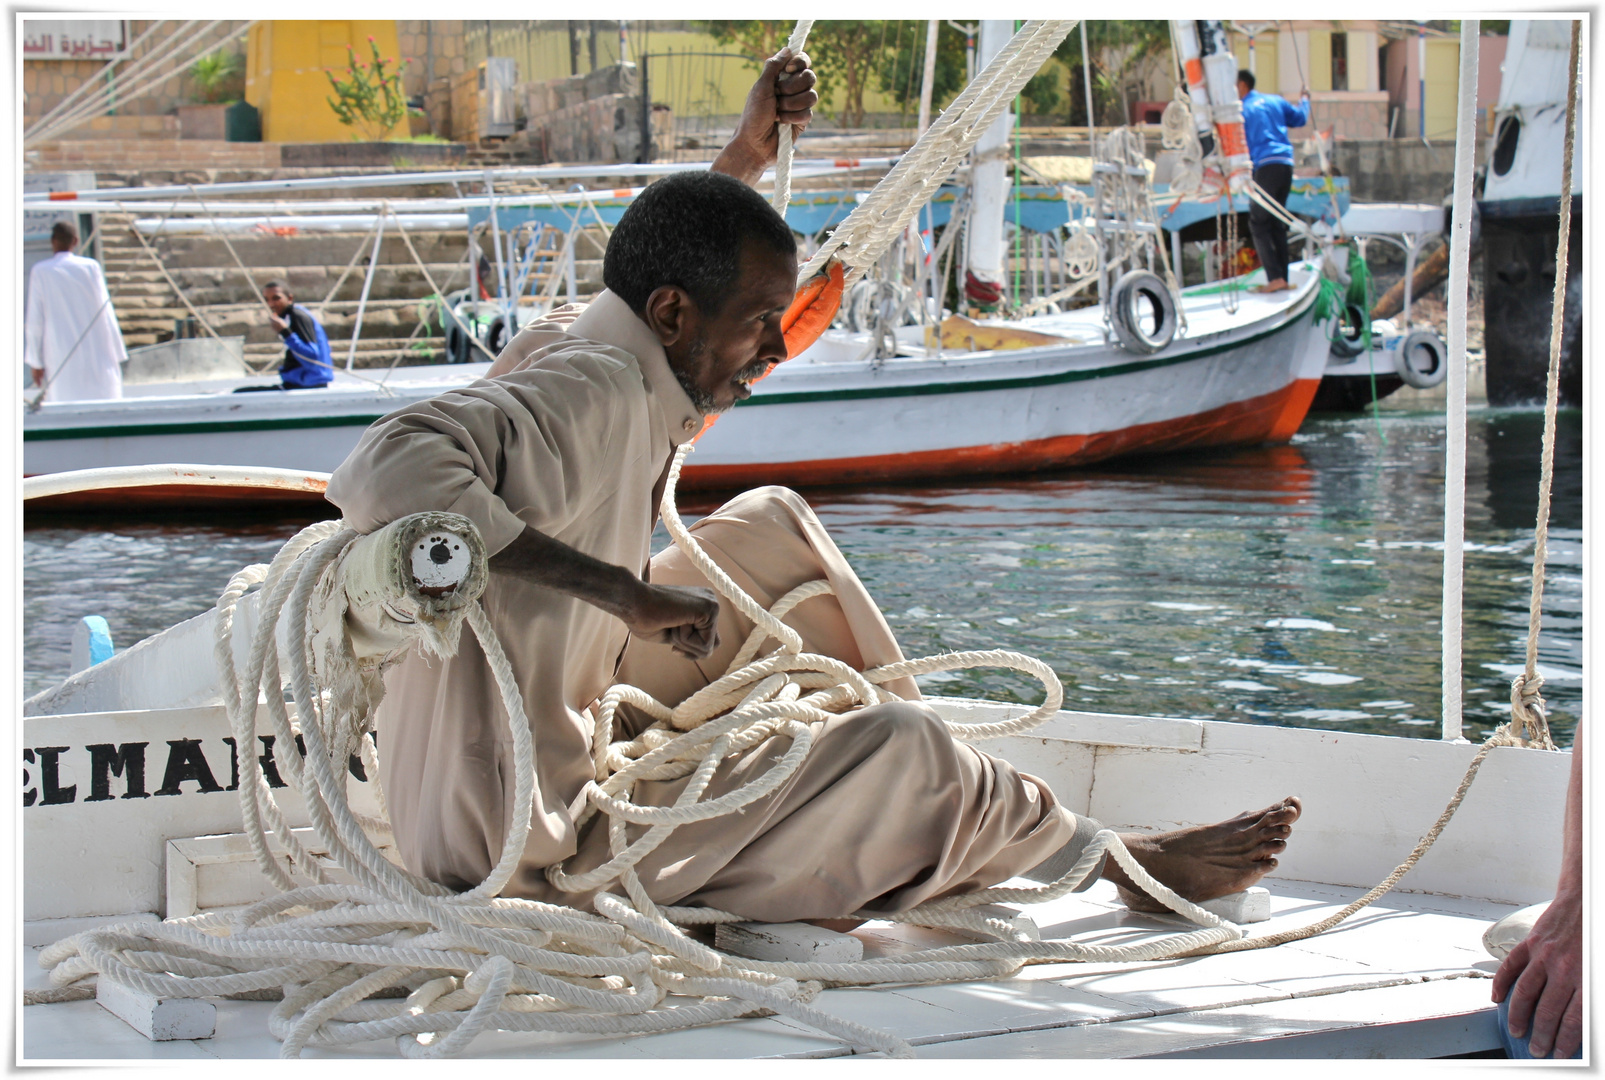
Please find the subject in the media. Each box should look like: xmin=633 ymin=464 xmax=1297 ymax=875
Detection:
xmin=246 ymin=21 xmax=408 ymax=143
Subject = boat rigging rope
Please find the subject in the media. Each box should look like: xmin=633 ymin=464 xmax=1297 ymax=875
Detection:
xmin=35 ymin=431 xmax=1543 ymax=1054
xmin=387 ymin=201 xmax=501 ymax=365
xmin=30 ymin=22 xmax=1561 ymax=1057
xmin=35 ymin=444 xmax=1258 ymax=1057
xmin=796 ymin=20 xmax=1077 ymax=291
xmin=1510 ymin=20 xmax=1578 ymax=752
xmin=770 ymin=21 xmax=814 ymax=217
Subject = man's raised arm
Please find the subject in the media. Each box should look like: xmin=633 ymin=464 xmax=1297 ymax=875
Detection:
xmin=711 ymin=48 xmax=818 ymax=185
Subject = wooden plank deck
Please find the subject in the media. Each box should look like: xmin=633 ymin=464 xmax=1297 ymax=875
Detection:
xmin=22 ymin=876 xmax=1512 ymax=1060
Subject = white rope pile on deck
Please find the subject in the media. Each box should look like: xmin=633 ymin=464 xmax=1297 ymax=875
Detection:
xmin=37 ymin=442 xmax=1253 ymax=1058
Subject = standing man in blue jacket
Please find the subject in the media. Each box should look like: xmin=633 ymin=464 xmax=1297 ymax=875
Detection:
xmin=1237 ymin=69 xmax=1310 ymax=293
xmin=262 ymin=280 xmax=334 ymax=388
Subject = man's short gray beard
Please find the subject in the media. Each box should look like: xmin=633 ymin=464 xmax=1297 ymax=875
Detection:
xmin=672 ymin=337 xmax=728 ymax=415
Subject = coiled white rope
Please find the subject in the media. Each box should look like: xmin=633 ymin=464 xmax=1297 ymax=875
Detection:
xmin=36 ymin=443 xmax=1265 ymax=1058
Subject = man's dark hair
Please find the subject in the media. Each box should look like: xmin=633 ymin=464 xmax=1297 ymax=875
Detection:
xmin=603 ymin=171 xmax=797 ymax=316
xmin=50 ymin=220 xmax=78 ymax=248
xmin=262 ymin=279 xmax=291 ymax=296
xmin=1238 ymin=69 xmax=1256 ymax=91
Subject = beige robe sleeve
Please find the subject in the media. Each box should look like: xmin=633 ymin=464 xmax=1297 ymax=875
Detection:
xmin=326 ymin=350 xmax=634 ymax=555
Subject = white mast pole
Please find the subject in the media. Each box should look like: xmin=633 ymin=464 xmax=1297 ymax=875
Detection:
xmin=917 ymin=19 xmax=940 ymax=135
xmin=1439 ymin=20 xmax=1479 ymax=743
xmin=965 ymin=20 xmax=1014 ymax=306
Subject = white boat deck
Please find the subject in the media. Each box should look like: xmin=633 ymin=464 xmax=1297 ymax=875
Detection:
xmin=23 ymin=875 xmax=1512 ymax=1060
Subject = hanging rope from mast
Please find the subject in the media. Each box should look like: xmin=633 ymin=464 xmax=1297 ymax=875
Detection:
xmin=1509 ymin=20 xmax=1579 ymax=751
xmin=779 ymin=20 xmax=1076 ymax=358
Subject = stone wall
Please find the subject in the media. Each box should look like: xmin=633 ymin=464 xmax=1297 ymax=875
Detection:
xmin=396 ymin=20 xmax=469 ymax=106
xmin=30 ymin=139 xmax=282 ymax=171
xmin=1292 ymin=91 xmax=1391 ymax=141
xmin=1332 ymin=135 xmax=1489 ymax=204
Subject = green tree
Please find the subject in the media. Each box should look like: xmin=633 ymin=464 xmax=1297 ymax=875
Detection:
xmin=692 ymin=20 xmax=794 ymax=65
xmin=877 ymin=20 xmax=969 ymax=119
xmin=806 ymin=21 xmax=893 ymax=127
xmin=1053 ymin=21 xmax=1171 ymax=127
xmin=698 ymin=20 xmax=896 ymax=128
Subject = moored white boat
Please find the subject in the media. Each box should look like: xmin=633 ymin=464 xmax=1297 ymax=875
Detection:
xmin=23 ymin=264 xmax=1332 ymax=499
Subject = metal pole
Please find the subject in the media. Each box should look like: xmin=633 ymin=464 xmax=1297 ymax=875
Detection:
xmin=345 ymin=210 xmax=386 ymax=371
xmin=588 ymin=22 xmax=598 ymax=72
xmin=1080 ymin=21 xmax=1095 ymax=141
xmin=639 ymin=53 xmax=651 ymax=164
xmin=569 ymin=22 xmax=580 ymax=76
xmin=484 ymin=170 xmax=509 ymax=331
xmin=1418 ymin=23 xmax=1427 ymax=142
xmin=1249 ymin=34 xmax=1255 ymax=78
xmin=29 ymin=158 xmax=902 ymax=205
xmin=618 ymin=20 xmax=628 ymax=65
xmin=917 ymin=20 xmax=939 ymax=135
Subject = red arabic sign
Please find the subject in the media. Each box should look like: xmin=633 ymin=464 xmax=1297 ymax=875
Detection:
xmin=22 ymin=20 xmax=126 ymax=60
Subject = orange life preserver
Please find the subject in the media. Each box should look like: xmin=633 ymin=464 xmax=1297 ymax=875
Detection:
xmin=782 ymin=259 xmax=846 ymax=359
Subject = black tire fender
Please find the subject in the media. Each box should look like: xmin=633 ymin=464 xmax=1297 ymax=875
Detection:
xmin=1110 ymin=269 xmax=1178 ymax=355
xmin=1329 ymin=301 xmax=1369 ymax=359
xmin=1398 ymin=328 xmax=1447 ymax=389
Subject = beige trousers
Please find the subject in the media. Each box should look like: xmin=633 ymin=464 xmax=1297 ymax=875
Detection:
xmin=517 ymin=487 xmax=1078 ymax=921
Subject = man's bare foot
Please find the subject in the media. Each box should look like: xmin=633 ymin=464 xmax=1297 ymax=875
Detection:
xmin=1250 ymin=279 xmax=1292 ymax=294
xmin=1102 ymin=797 xmax=1302 ymax=913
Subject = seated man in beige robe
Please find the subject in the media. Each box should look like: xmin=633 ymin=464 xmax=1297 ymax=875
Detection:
xmin=326 ymin=49 xmax=1301 ymax=923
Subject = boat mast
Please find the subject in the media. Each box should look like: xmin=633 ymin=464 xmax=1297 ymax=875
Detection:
xmin=965 ymin=20 xmax=1014 ymax=311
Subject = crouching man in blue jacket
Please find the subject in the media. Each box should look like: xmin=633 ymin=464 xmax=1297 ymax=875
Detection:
xmin=262 ymin=280 xmax=333 ymax=389
xmin=1236 ymin=69 xmax=1309 ymax=294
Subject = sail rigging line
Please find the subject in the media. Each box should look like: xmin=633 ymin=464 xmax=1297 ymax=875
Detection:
xmin=316 ymin=216 xmax=387 ymax=321
xmin=796 ymin=20 xmax=1076 ymax=293
xmin=184 ymin=185 xmax=291 ymax=328
xmin=387 ymin=204 xmax=502 ymax=365
xmin=23 ymin=19 xmax=171 ymax=142
xmin=770 ymin=20 xmax=815 ymax=217
xmin=1511 ymin=19 xmax=1579 ymax=751
xmin=26 ymin=21 xmax=256 ymax=147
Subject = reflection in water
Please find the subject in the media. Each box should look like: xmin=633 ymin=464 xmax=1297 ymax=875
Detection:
xmin=25 ymin=412 xmax=1581 ymax=744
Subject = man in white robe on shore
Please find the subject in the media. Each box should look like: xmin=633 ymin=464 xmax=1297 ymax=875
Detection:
xmin=24 ymin=220 xmax=125 ymax=403
xmin=327 ymin=51 xmax=1303 ymax=923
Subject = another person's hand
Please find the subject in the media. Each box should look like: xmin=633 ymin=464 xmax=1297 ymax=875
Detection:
xmin=621 ymin=581 xmax=721 ymax=661
xmin=31 ymin=368 xmax=43 ymax=387
xmin=1492 ymin=889 xmax=1584 ymax=1058
xmin=268 ymin=312 xmax=289 ymax=333
xmin=712 ymin=47 xmax=819 ymax=185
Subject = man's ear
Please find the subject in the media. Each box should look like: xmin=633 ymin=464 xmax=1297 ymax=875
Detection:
xmin=642 ymin=285 xmax=698 ymax=349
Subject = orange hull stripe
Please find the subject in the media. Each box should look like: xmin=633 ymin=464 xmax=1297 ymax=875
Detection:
xmin=681 ymin=379 xmax=1322 ymax=490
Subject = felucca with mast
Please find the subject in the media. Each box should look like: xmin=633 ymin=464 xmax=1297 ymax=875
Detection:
xmin=20 ymin=19 xmax=1580 ymax=1061
xmin=25 ymin=19 xmax=1344 ymax=503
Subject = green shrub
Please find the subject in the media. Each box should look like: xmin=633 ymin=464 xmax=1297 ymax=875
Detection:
xmin=325 ymin=37 xmax=411 ymax=141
